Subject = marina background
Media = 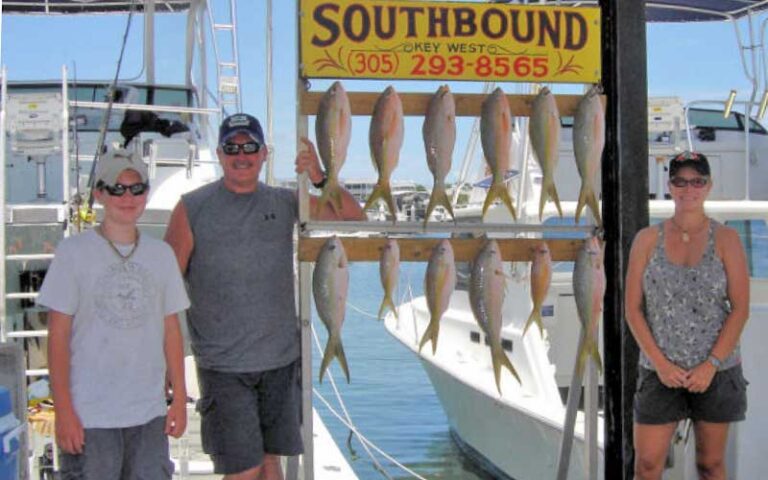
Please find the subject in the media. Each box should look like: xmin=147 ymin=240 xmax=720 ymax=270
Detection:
xmin=4 ymin=2 xmax=768 ymax=479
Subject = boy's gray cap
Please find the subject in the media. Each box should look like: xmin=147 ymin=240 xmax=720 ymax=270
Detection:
xmin=95 ymin=148 xmax=149 ymax=185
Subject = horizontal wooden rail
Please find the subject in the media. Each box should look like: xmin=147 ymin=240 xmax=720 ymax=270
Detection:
xmin=299 ymin=90 xmax=605 ymax=117
xmin=298 ymin=237 xmax=584 ymax=262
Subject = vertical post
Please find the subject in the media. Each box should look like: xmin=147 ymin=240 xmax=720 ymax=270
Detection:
xmin=265 ymin=0 xmax=275 ymax=186
xmin=61 ymin=65 xmax=70 ymax=207
xmin=600 ymin=0 xmax=648 ymax=478
xmin=296 ymin=5 xmax=314 ymax=480
xmin=584 ymin=360 xmax=598 ymax=479
xmin=144 ymin=0 xmax=156 ymax=85
xmin=0 ymin=67 xmax=7 ymax=343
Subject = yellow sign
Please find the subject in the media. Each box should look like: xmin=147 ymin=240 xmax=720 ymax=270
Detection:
xmin=300 ymin=0 xmax=601 ymax=83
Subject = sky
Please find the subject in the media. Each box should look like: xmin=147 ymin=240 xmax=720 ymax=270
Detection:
xmin=1 ymin=1 xmax=764 ymax=185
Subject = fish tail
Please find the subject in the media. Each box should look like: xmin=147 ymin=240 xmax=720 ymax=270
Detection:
xmin=549 ymin=182 xmax=563 ymax=218
xmin=314 ymin=177 xmax=341 ymax=217
xmin=575 ymin=185 xmax=587 ymax=224
xmin=523 ymin=308 xmax=544 ymax=337
xmin=424 ymin=186 xmax=455 ymax=226
xmin=576 ymin=336 xmax=603 ymax=377
xmin=483 ymin=183 xmax=517 ymax=220
xmin=377 ymin=293 xmax=398 ymax=320
xmin=575 ymin=183 xmax=601 ymax=226
xmin=363 ymin=182 xmax=396 ymax=221
xmin=539 ymin=178 xmax=563 ymax=220
xmin=586 ymin=189 xmax=602 ymax=226
xmin=418 ymin=315 xmax=441 ymax=356
xmin=492 ymin=342 xmax=521 ymax=395
xmin=319 ymin=334 xmax=350 ymax=383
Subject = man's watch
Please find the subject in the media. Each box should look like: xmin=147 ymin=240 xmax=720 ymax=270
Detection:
xmin=312 ymin=174 xmax=327 ymax=189
xmin=708 ymin=354 xmax=722 ymax=369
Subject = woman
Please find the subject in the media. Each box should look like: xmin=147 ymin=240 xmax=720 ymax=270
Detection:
xmin=625 ymin=151 xmax=750 ymax=480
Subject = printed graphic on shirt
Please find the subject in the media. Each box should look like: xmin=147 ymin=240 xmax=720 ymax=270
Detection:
xmin=94 ymin=261 xmax=154 ymax=329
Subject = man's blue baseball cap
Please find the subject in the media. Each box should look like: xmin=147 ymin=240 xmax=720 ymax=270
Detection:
xmin=219 ymin=113 xmax=265 ymax=145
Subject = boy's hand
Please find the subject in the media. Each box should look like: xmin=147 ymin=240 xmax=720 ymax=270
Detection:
xmin=165 ymin=399 xmax=187 ymax=438
xmin=56 ymin=407 xmax=85 ymax=454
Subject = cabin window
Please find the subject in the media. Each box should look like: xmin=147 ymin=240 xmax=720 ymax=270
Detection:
xmin=501 ymin=339 xmax=513 ymax=352
xmin=724 ymin=219 xmax=768 ymax=278
xmin=688 ymin=108 xmax=767 ymax=134
xmin=470 ymin=331 xmax=481 ymax=343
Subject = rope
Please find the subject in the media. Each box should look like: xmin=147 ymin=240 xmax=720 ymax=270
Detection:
xmin=346 ymin=300 xmax=380 ymax=320
xmin=313 ymin=390 xmax=429 ymax=480
xmin=310 ymin=324 xmax=392 ymax=479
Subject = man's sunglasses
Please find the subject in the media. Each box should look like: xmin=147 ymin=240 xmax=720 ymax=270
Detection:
xmin=222 ymin=142 xmax=261 ymax=155
xmin=670 ymin=177 xmax=709 ymax=188
xmin=99 ymin=182 xmax=150 ymax=197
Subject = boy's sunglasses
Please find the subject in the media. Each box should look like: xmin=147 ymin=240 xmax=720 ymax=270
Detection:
xmin=222 ymin=142 xmax=261 ymax=155
xmin=670 ymin=177 xmax=709 ymax=188
xmin=100 ymin=182 xmax=150 ymax=197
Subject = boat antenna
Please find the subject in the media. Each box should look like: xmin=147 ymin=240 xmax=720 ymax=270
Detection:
xmin=79 ymin=0 xmax=140 ymax=225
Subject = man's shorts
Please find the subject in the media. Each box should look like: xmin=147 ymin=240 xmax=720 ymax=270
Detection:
xmin=59 ymin=415 xmax=173 ymax=480
xmin=634 ymin=364 xmax=748 ymax=425
xmin=196 ymin=360 xmax=304 ymax=475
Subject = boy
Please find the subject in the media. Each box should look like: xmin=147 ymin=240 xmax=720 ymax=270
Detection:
xmin=39 ymin=148 xmax=189 ymax=479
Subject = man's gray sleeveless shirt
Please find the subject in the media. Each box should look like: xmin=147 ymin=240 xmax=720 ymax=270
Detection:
xmin=640 ymin=220 xmax=740 ymax=371
xmin=182 ymin=180 xmax=299 ymax=372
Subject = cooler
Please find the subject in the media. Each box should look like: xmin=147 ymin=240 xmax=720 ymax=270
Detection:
xmin=0 ymin=387 xmax=22 ymax=480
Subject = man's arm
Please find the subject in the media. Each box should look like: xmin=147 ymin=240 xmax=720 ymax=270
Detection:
xmin=165 ymin=201 xmax=194 ymax=273
xmin=48 ymin=310 xmax=85 ymax=454
xmin=163 ymin=313 xmax=187 ymax=438
xmin=295 ymin=137 xmax=366 ymax=221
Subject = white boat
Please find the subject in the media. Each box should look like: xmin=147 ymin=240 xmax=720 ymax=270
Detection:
xmin=385 ymin=7 xmax=768 ymax=480
xmin=0 ymin=2 xmax=357 ymax=479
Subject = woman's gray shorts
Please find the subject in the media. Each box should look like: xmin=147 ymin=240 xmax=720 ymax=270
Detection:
xmin=196 ymin=360 xmax=304 ymax=475
xmin=634 ymin=364 xmax=748 ymax=425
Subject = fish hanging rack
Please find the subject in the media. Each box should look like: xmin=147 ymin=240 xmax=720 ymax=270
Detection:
xmin=296 ymin=87 xmax=606 ymax=262
xmin=294 ymin=81 xmax=605 ymax=480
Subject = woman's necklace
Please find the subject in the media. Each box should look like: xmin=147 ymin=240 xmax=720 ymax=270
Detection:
xmin=669 ymin=216 xmax=707 ymax=243
xmin=96 ymin=225 xmax=140 ymax=261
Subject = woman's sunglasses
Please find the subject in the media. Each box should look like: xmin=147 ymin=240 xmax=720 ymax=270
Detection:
xmin=100 ymin=182 xmax=150 ymax=197
xmin=222 ymin=142 xmax=261 ymax=155
xmin=669 ymin=177 xmax=709 ymax=188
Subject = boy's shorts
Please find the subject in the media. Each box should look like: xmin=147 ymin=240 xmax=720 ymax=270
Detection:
xmin=634 ymin=364 xmax=748 ymax=425
xmin=196 ymin=359 xmax=304 ymax=475
xmin=59 ymin=415 xmax=173 ymax=480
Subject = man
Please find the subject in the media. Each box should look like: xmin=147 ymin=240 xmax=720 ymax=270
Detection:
xmin=42 ymin=149 xmax=189 ymax=479
xmin=164 ymin=113 xmax=363 ymax=480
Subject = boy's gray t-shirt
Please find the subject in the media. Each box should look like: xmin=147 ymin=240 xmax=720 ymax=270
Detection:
xmin=182 ymin=180 xmax=299 ymax=372
xmin=37 ymin=229 xmax=190 ymax=428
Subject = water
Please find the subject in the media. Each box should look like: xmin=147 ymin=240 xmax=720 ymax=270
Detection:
xmin=312 ymin=262 xmax=492 ymax=480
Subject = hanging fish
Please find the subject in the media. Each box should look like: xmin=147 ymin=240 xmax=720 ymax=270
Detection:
xmin=480 ymin=87 xmax=517 ymax=220
xmin=524 ymin=241 xmax=552 ymax=337
xmin=313 ymin=236 xmax=350 ymax=383
xmin=572 ymin=236 xmax=605 ymax=376
xmin=470 ymin=240 xmax=521 ymax=394
xmin=365 ymin=86 xmax=404 ymax=221
xmin=420 ymin=239 xmax=456 ymax=355
xmin=423 ymin=85 xmax=456 ymax=225
xmin=378 ymin=238 xmax=400 ymax=320
xmin=530 ymin=87 xmax=563 ymax=220
xmin=315 ymin=81 xmax=352 ymax=217
xmin=573 ymin=85 xmax=605 ymax=225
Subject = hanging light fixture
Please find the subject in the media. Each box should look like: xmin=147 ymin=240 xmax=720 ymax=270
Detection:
xmin=724 ymin=90 xmax=737 ymax=118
